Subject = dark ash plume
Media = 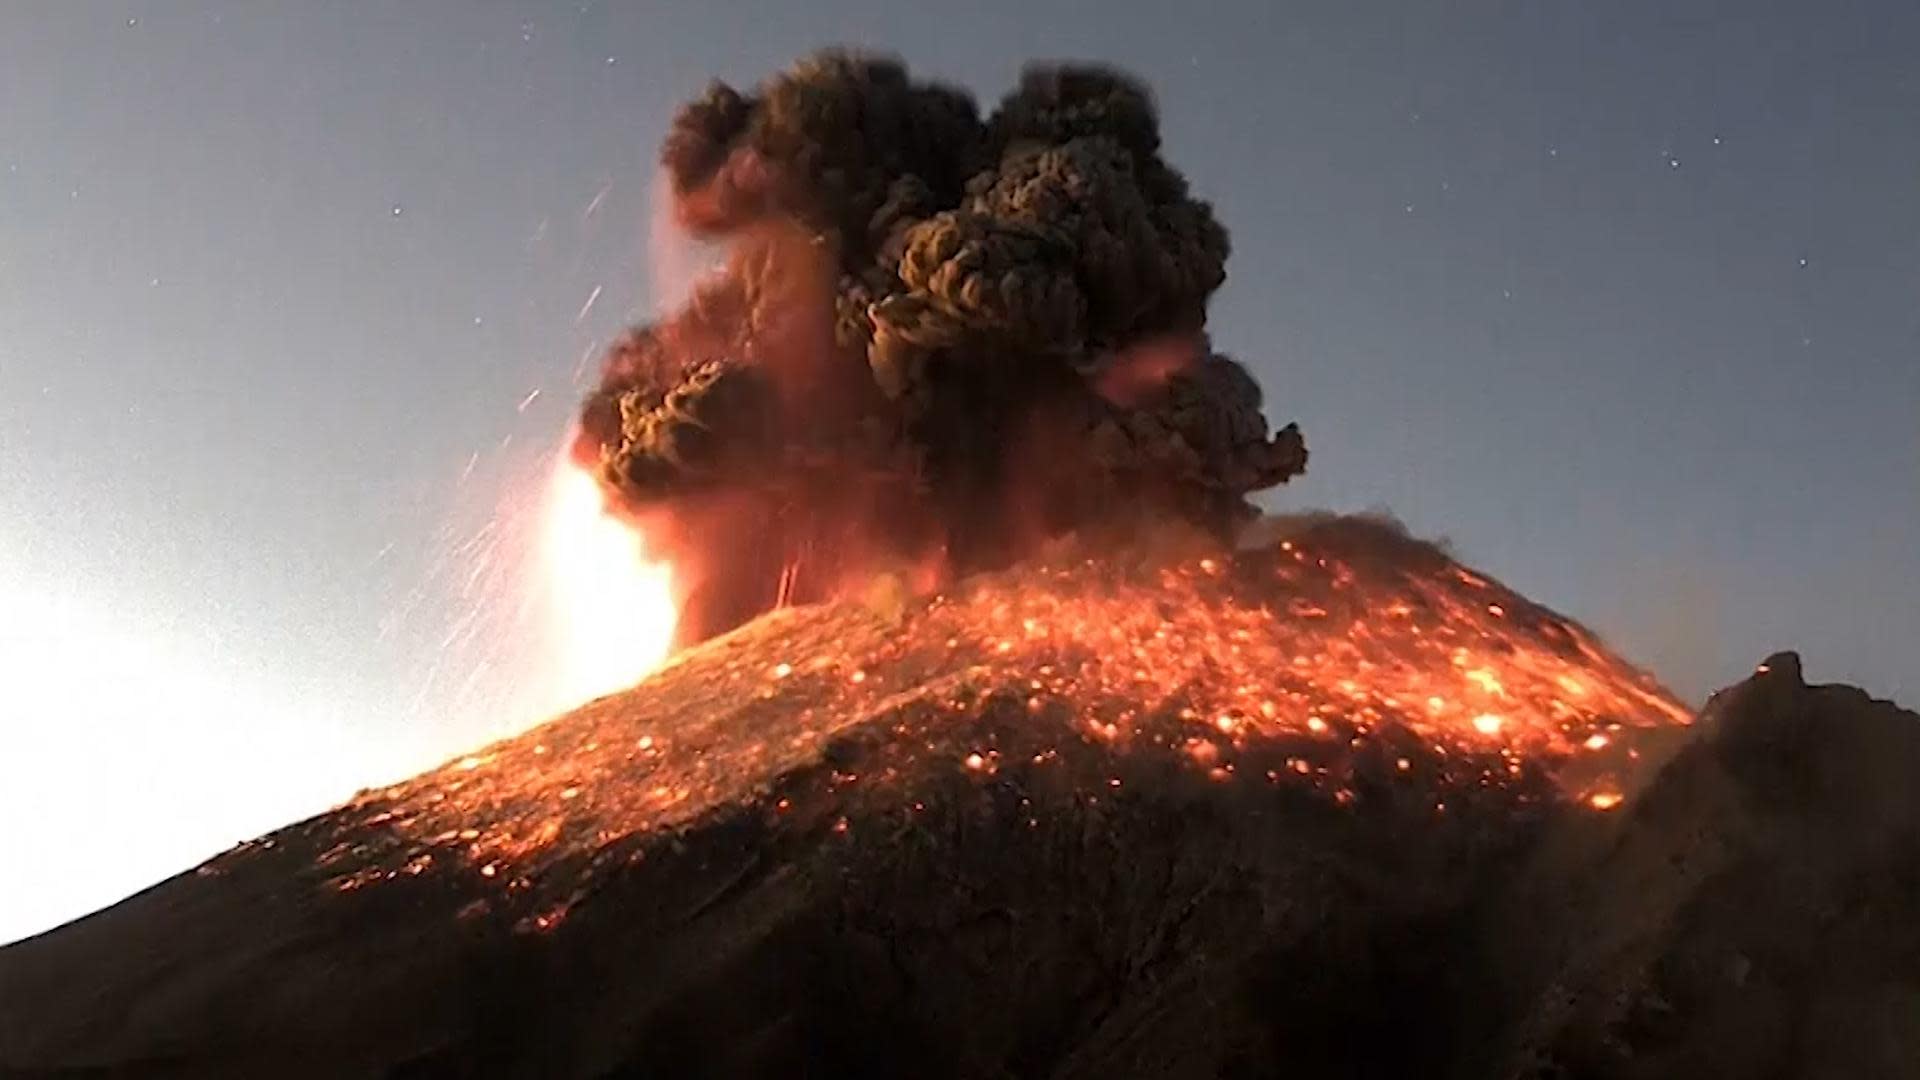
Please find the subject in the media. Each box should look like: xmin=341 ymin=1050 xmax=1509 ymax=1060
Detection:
xmin=573 ymin=51 xmax=1307 ymax=647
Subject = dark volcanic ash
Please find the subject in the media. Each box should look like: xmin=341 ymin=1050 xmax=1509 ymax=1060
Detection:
xmin=572 ymin=52 xmax=1307 ymax=647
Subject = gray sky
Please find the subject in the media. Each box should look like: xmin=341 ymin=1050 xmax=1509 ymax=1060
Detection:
xmin=1 ymin=1 xmax=1915 ymax=941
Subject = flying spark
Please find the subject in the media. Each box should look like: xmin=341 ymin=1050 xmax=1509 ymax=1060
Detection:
xmin=575 ymin=285 xmax=604 ymax=325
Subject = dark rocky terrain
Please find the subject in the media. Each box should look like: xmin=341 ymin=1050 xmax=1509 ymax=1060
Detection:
xmin=1483 ymin=652 xmax=1920 ymax=1079
xmin=1 ymin=523 xmax=1912 ymax=1079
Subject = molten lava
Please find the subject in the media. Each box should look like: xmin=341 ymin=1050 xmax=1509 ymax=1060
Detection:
xmin=541 ymin=459 xmax=677 ymax=712
xmin=310 ymin=518 xmax=1692 ymax=922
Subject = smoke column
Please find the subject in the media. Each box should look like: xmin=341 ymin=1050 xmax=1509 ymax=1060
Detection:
xmin=573 ymin=51 xmax=1308 ymax=648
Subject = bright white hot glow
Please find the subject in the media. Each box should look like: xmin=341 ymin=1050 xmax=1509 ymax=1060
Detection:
xmin=541 ymin=459 xmax=677 ymax=711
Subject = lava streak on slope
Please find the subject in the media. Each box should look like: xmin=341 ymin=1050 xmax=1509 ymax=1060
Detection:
xmin=279 ymin=517 xmax=1689 ymax=925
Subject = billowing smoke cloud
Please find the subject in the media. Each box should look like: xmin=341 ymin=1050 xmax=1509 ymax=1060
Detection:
xmin=574 ymin=51 xmax=1307 ymax=647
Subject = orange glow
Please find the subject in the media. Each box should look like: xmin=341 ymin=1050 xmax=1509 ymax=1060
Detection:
xmin=310 ymin=528 xmax=1693 ymax=903
xmin=542 ymin=460 xmax=677 ymax=711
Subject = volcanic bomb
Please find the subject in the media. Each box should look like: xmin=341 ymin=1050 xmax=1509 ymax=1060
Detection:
xmin=571 ymin=51 xmax=1307 ymax=647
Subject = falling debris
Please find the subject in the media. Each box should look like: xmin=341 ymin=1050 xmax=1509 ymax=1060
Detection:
xmin=311 ymin=518 xmax=1683 ymax=892
xmin=6 ymin=540 xmax=1914 ymax=1079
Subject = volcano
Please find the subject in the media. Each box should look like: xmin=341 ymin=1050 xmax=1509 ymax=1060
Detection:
xmin=2 ymin=518 xmax=1916 ymax=1078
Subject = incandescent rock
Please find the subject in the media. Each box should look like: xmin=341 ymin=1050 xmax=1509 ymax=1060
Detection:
xmin=0 ymin=523 xmax=1912 ymax=1079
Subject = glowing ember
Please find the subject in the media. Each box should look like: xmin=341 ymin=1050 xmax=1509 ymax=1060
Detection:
xmin=314 ymin=520 xmax=1693 ymax=902
xmin=542 ymin=459 xmax=677 ymax=711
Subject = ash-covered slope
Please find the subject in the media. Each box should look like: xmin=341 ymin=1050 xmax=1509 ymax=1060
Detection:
xmin=1 ymin=519 xmax=1911 ymax=1079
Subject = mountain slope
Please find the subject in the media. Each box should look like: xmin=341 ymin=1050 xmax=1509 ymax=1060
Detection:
xmin=3 ymin=520 xmax=1910 ymax=1078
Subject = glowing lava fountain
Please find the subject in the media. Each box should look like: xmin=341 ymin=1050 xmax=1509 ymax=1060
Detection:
xmin=542 ymin=458 xmax=677 ymax=711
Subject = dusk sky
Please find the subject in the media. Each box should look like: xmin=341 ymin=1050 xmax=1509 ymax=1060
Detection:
xmin=1 ymin=2 xmax=1915 ymax=943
